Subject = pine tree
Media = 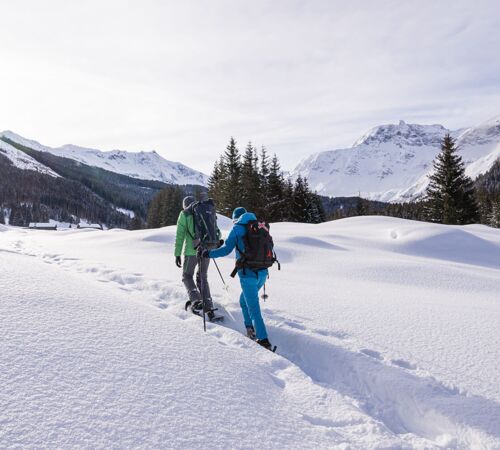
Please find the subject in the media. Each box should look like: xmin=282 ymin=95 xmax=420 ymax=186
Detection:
xmin=0 ymin=207 xmax=4 ymax=224
xmin=310 ymin=192 xmax=326 ymax=223
xmin=489 ymin=199 xmax=500 ymax=228
xmin=147 ymin=195 xmax=161 ymax=228
xmin=220 ymin=137 xmax=242 ymax=216
xmin=425 ymin=134 xmax=479 ymax=224
xmin=9 ymin=205 xmax=23 ymax=226
xmin=240 ymin=142 xmax=261 ymax=213
xmin=356 ymin=197 xmax=369 ymax=216
xmin=147 ymin=185 xmax=184 ymax=229
xmin=257 ymin=146 xmax=270 ymax=217
xmin=281 ymin=178 xmax=294 ymax=222
xmin=291 ymin=176 xmax=309 ymax=222
xmin=128 ymin=212 xmax=143 ymax=230
xmin=266 ymin=154 xmax=285 ymax=222
xmin=207 ymin=157 xmax=225 ymax=205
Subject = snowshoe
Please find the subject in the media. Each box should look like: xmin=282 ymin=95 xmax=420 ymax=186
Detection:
xmin=246 ymin=326 xmax=256 ymax=340
xmin=207 ymin=309 xmax=224 ymax=322
xmin=256 ymin=338 xmax=277 ymax=353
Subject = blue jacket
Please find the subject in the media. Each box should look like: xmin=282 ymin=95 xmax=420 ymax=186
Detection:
xmin=209 ymin=212 xmax=257 ymax=260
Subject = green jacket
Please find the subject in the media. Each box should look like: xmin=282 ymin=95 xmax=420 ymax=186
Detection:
xmin=174 ymin=210 xmax=222 ymax=257
xmin=174 ymin=211 xmax=197 ymax=257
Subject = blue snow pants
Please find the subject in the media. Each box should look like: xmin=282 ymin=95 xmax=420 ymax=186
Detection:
xmin=238 ymin=269 xmax=268 ymax=340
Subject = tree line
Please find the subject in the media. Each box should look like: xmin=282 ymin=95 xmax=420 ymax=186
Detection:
xmin=0 ymin=154 xmax=133 ymax=228
xmin=145 ymin=135 xmax=499 ymax=229
xmin=207 ymin=138 xmax=325 ymax=223
xmin=145 ymin=138 xmax=325 ymax=228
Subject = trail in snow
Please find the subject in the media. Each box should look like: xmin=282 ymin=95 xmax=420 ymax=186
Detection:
xmin=1 ymin=219 xmax=499 ymax=449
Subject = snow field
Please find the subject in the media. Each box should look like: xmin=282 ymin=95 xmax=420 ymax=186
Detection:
xmin=1 ymin=216 xmax=499 ymax=448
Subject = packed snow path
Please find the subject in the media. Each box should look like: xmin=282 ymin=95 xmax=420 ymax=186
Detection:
xmin=1 ymin=217 xmax=499 ymax=449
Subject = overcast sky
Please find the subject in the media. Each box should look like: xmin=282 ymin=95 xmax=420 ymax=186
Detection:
xmin=1 ymin=0 xmax=499 ymax=173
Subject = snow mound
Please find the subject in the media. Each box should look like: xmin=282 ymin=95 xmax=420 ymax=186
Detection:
xmin=140 ymin=228 xmax=174 ymax=244
xmin=1 ymin=216 xmax=499 ymax=448
xmin=388 ymin=225 xmax=500 ymax=269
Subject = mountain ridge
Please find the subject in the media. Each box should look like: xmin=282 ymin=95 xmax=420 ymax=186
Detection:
xmin=293 ymin=115 xmax=500 ymax=202
xmin=0 ymin=130 xmax=208 ymax=186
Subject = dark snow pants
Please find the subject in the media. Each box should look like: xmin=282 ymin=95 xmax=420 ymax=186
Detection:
xmin=182 ymin=255 xmax=213 ymax=312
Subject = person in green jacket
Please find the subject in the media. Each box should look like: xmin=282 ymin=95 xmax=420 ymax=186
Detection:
xmin=174 ymin=196 xmax=218 ymax=319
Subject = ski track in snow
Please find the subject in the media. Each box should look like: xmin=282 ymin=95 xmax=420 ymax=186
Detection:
xmin=2 ymin=230 xmax=499 ymax=449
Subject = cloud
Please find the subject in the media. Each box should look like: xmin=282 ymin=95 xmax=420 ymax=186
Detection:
xmin=1 ymin=0 xmax=499 ymax=172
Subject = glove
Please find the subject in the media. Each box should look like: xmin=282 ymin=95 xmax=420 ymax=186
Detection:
xmin=175 ymin=256 xmax=182 ymax=268
xmin=197 ymin=247 xmax=210 ymax=258
xmin=218 ymin=239 xmax=224 ymax=248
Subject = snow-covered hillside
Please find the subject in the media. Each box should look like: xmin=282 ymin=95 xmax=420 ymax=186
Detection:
xmin=1 ymin=217 xmax=499 ymax=448
xmin=0 ymin=130 xmax=208 ymax=185
xmin=0 ymin=138 xmax=59 ymax=177
xmin=293 ymin=116 xmax=500 ymax=202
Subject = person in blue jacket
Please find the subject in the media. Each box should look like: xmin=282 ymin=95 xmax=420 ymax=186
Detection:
xmin=201 ymin=206 xmax=273 ymax=350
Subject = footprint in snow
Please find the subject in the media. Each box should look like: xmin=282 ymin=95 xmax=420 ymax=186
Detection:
xmin=313 ymin=328 xmax=349 ymax=340
xmin=360 ymin=348 xmax=383 ymax=360
xmin=391 ymin=358 xmax=417 ymax=370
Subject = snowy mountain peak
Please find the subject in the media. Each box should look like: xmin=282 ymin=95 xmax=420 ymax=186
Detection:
xmin=0 ymin=131 xmax=208 ymax=186
xmin=456 ymin=116 xmax=500 ymax=146
xmin=352 ymin=121 xmax=449 ymax=148
xmin=293 ymin=115 xmax=500 ymax=202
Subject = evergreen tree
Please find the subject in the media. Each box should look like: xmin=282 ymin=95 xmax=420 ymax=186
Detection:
xmin=147 ymin=195 xmax=161 ymax=228
xmin=220 ymin=137 xmax=242 ymax=216
xmin=9 ymin=205 xmax=25 ymax=226
xmin=205 ymin=139 xmax=327 ymax=224
xmin=257 ymin=146 xmax=270 ymax=217
xmin=291 ymin=176 xmax=310 ymax=222
xmin=240 ymin=142 xmax=261 ymax=213
xmin=207 ymin=157 xmax=225 ymax=204
xmin=282 ymin=178 xmax=294 ymax=222
xmin=266 ymin=154 xmax=285 ymax=222
xmin=310 ymin=192 xmax=326 ymax=223
xmin=425 ymin=134 xmax=478 ymax=224
xmin=474 ymin=158 xmax=500 ymax=225
xmin=0 ymin=207 xmax=4 ymax=224
xmin=488 ymin=200 xmax=500 ymax=228
xmin=128 ymin=212 xmax=143 ymax=230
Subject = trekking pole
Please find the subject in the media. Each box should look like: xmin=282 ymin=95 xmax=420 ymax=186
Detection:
xmin=212 ymin=259 xmax=227 ymax=288
xmin=198 ymin=247 xmax=207 ymax=332
xmin=261 ymin=283 xmax=268 ymax=301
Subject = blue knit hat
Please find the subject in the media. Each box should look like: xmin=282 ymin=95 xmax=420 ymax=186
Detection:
xmin=232 ymin=207 xmax=247 ymax=221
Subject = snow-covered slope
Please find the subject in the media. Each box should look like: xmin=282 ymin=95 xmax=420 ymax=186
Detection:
xmin=1 ymin=216 xmax=499 ymax=448
xmin=0 ymin=130 xmax=208 ymax=185
xmin=293 ymin=116 xmax=500 ymax=202
xmin=0 ymin=138 xmax=59 ymax=177
xmin=458 ymin=116 xmax=500 ymax=179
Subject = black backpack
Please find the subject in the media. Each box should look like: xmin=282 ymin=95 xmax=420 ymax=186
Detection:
xmin=190 ymin=199 xmax=219 ymax=250
xmin=231 ymin=219 xmax=280 ymax=277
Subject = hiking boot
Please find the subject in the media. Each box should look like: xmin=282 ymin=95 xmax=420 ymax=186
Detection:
xmin=246 ymin=326 xmax=256 ymax=340
xmin=207 ymin=310 xmax=216 ymax=321
xmin=256 ymin=338 xmax=272 ymax=350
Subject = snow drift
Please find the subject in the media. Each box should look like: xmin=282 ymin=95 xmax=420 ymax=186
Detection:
xmin=1 ymin=216 xmax=499 ymax=448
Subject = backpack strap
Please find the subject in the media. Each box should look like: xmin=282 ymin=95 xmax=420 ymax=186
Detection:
xmin=230 ymin=224 xmax=249 ymax=278
xmin=182 ymin=210 xmax=196 ymax=241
